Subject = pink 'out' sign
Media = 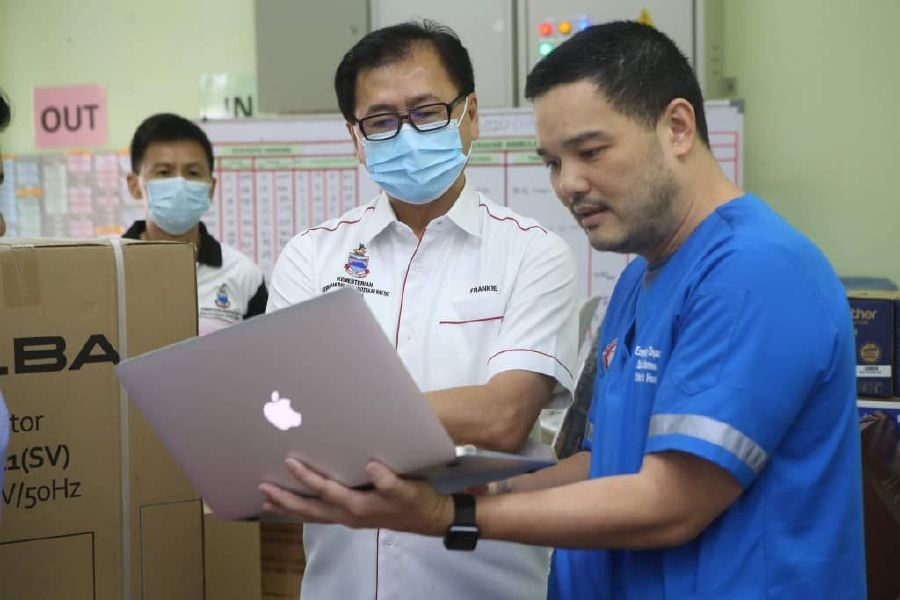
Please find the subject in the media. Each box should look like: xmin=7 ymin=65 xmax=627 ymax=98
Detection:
xmin=33 ymin=84 xmax=108 ymax=149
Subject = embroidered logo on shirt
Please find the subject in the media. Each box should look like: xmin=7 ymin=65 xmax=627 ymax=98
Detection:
xmin=601 ymin=338 xmax=618 ymax=372
xmin=344 ymin=244 xmax=370 ymax=279
xmin=214 ymin=284 xmax=231 ymax=309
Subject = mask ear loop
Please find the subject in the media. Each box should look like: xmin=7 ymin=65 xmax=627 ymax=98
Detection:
xmin=452 ymin=95 xmax=474 ymax=162
xmin=449 ymin=96 xmax=470 ymax=130
xmin=352 ymin=125 xmax=369 ymax=148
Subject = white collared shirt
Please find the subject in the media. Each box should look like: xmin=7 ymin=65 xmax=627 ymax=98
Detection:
xmin=196 ymin=243 xmax=268 ymax=335
xmin=268 ymin=182 xmax=577 ymax=600
xmin=123 ymin=220 xmax=268 ymax=336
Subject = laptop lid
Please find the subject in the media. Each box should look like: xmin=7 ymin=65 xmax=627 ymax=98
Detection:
xmin=116 ymin=287 xmax=456 ymax=519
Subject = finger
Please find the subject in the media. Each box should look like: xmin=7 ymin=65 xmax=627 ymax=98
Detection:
xmin=262 ymin=501 xmax=289 ymax=518
xmin=258 ymin=483 xmax=330 ymax=522
xmin=365 ymin=461 xmax=407 ymax=500
xmin=286 ymin=458 xmax=363 ymax=509
xmin=284 ymin=458 xmax=330 ymax=495
xmin=258 ymin=483 xmax=300 ymax=512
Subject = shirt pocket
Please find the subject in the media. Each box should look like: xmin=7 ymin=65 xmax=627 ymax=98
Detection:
xmin=438 ymin=295 xmax=506 ymax=326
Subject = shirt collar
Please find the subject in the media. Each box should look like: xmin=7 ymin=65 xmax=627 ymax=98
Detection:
xmin=361 ymin=195 xmax=398 ymax=243
xmin=121 ymin=220 xmax=223 ymax=267
xmin=362 ymin=179 xmax=482 ymax=243
xmin=443 ymin=180 xmax=482 ymax=238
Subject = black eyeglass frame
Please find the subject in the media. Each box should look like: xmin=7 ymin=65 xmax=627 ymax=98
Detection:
xmin=356 ymin=92 xmax=470 ymax=141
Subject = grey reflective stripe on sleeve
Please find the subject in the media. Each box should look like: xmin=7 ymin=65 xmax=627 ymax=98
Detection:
xmin=648 ymin=414 xmax=769 ymax=474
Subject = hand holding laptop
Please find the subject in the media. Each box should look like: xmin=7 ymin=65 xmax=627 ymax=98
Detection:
xmin=259 ymin=457 xmax=454 ymax=537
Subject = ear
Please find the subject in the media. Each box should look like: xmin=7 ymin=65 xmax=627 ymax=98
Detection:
xmin=346 ymin=121 xmax=365 ymax=165
xmin=660 ymin=98 xmax=697 ymax=158
xmin=208 ymin=176 xmax=217 ymax=202
xmin=465 ymin=92 xmax=480 ymax=141
xmin=126 ymin=172 xmax=143 ymax=201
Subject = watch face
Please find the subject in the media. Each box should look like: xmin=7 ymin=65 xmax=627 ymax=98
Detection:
xmin=444 ymin=524 xmax=479 ymax=551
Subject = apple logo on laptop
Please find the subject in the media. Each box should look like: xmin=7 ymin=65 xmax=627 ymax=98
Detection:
xmin=264 ymin=390 xmax=302 ymax=431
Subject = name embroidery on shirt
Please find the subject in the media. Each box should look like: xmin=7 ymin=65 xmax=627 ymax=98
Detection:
xmin=633 ymin=345 xmax=661 ymax=384
xmin=469 ymin=284 xmax=499 ymax=294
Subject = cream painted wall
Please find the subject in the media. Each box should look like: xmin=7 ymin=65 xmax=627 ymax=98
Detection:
xmin=723 ymin=0 xmax=900 ymax=283
xmin=3 ymin=1 xmax=896 ymax=282
xmin=0 ymin=0 xmax=256 ymax=153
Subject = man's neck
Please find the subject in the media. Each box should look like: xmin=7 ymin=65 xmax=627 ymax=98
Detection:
xmin=644 ymin=155 xmax=744 ymax=264
xmin=143 ymin=220 xmax=202 ymax=251
xmin=388 ymin=175 xmax=466 ymax=239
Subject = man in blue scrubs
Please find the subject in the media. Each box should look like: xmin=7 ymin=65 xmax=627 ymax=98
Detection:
xmin=259 ymin=21 xmax=866 ymax=599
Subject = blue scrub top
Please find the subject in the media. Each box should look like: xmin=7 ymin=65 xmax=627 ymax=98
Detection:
xmin=549 ymin=195 xmax=866 ymax=599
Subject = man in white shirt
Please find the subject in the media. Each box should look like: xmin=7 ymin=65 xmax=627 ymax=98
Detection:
xmin=123 ymin=113 xmax=268 ymax=335
xmin=267 ymin=20 xmax=577 ymax=600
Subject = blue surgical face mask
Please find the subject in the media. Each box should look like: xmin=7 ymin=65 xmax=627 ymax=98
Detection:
xmin=359 ymin=99 xmax=471 ymax=205
xmin=146 ymin=177 xmax=211 ymax=235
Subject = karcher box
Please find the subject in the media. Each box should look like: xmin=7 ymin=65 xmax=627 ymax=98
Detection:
xmin=0 ymin=239 xmax=204 ymax=600
xmin=895 ymin=299 xmax=900 ymax=400
xmin=848 ymin=291 xmax=897 ymax=398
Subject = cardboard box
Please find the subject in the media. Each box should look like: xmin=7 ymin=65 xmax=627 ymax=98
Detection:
xmin=260 ymin=521 xmax=304 ymax=600
xmin=204 ymin=514 xmax=262 ymax=600
xmin=895 ymin=300 xmax=900 ymax=400
xmin=848 ymin=291 xmax=898 ymax=398
xmin=202 ymin=511 xmax=305 ymax=600
xmin=858 ymin=400 xmax=900 ymax=425
xmin=0 ymin=239 xmax=204 ymax=599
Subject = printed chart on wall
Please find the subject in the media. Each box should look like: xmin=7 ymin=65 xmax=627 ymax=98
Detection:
xmin=0 ymin=150 xmax=142 ymax=240
xmin=199 ymin=101 xmax=743 ymax=307
xmin=0 ymin=101 xmax=742 ymax=307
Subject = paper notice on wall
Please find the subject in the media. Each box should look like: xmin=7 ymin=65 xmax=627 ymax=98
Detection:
xmin=199 ymin=73 xmax=260 ymax=120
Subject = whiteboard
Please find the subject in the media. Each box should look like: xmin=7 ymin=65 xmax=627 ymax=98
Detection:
xmin=199 ymin=100 xmax=743 ymax=310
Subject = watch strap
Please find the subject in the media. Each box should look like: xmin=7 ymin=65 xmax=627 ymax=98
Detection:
xmin=451 ymin=493 xmax=476 ymax=526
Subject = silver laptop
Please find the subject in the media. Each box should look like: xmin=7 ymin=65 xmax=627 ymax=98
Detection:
xmin=115 ymin=286 xmax=555 ymax=520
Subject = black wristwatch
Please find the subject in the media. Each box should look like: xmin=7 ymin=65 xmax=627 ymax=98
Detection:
xmin=443 ymin=494 xmax=479 ymax=551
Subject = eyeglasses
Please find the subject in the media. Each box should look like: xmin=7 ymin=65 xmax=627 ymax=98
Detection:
xmin=357 ymin=93 xmax=469 ymax=141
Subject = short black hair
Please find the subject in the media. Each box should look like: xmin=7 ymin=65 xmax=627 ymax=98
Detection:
xmin=334 ymin=20 xmax=475 ymax=122
xmin=130 ymin=113 xmax=215 ymax=174
xmin=525 ymin=21 xmax=709 ymax=146
xmin=0 ymin=89 xmax=10 ymax=132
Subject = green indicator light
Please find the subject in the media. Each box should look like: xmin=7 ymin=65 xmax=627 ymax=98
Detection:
xmin=539 ymin=41 xmax=554 ymax=56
